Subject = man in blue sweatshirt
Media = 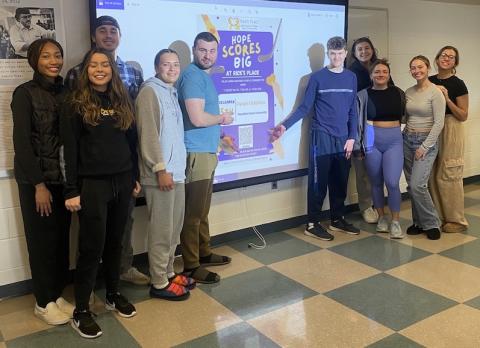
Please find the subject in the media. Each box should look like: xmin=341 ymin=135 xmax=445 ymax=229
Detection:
xmin=270 ymin=36 xmax=359 ymax=241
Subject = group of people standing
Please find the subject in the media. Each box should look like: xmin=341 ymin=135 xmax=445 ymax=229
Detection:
xmin=11 ymin=13 xmax=469 ymax=340
xmin=272 ymin=36 xmax=469 ymax=242
xmin=351 ymin=38 xmax=468 ymax=240
xmin=11 ymin=16 xmax=231 ymax=339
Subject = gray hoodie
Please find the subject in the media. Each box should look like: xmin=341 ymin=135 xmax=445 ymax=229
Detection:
xmin=136 ymin=76 xmax=186 ymax=185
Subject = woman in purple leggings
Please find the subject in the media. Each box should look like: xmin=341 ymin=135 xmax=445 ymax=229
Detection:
xmin=356 ymin=59 xmax=406 ymax=238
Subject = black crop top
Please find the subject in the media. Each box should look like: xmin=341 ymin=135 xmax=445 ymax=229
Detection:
xmin=367 ymin=86 xmax=403 ymax=122
xmin=429 ymin=75 xmax=468 ymax=115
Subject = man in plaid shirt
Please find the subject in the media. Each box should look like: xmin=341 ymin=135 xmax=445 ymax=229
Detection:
xmin=65 ymin=16 xmax=149 ymax=285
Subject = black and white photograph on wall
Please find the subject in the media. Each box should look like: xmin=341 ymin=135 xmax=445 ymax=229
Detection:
xmin=0 ymin=6 xmax=56 ymax=59
xmin=0 ymin=0 xmax=64 ymax=175
xmin=0 ymin=0 xmax=64 ymax=83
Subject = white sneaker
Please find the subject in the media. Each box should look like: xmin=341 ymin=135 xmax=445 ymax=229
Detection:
xmin=376 ymin=215 xmax=390 ymax=233
xmin=390 ymin=221 xmax=405 ymax=239
xmin=56 ymin=297 xmax=75 ymax=318
xmin=34 ymin=302 xmax=70 ymax=325
xmin=362 ymin=207 xmax=379 ymax=224
xmin=120 ymin=267 xmax=150 ymax=285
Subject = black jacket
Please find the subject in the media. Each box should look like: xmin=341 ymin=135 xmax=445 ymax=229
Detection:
xmin=60 ymin=91 xmax=138 ymax=199
xmin=11 ymin=72 xmax=66 ymax=185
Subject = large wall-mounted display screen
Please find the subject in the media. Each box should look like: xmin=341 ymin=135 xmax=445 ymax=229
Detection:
xmin=91 ymin=0 xmax=347 ymax=190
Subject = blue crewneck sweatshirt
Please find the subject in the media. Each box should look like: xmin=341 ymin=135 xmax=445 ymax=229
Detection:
xmin=283 ymin=67 xmax=358 ymax=139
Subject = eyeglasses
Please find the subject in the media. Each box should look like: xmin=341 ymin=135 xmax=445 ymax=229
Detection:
xmin=440 ymin=53 xmax=456 ymax=60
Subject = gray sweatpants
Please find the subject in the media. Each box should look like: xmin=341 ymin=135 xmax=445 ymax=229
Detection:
xmin=144 ymin=183 xmax=185 ymax=287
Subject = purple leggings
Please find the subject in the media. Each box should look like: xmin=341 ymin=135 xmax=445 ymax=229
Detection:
xmin=364 ymin=125 xmax=403 ymax=212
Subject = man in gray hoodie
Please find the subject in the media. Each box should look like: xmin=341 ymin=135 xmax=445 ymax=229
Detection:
xmin=136 ymin=49 xmax=195 ymax=300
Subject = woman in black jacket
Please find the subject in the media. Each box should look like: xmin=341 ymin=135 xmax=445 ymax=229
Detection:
xmin=61 ymin=48 xmax=140 ymax=339
xmin=11 ymin=38 xmax=73 ymax=325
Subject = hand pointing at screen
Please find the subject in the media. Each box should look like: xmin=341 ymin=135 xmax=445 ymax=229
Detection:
xmin=269 ymin=124 xmax=286 ymax=143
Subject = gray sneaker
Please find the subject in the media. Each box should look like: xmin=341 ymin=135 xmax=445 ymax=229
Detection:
xmin=376 ymin=215 xmax=389 ymax=233
xmin=390 ymin=221 xmax=404 ymax=239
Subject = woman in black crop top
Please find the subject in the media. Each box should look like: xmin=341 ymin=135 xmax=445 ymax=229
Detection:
xmin=429 ymin=46 xmax=469 ymax=233
xmin=357 ymin=59 xmax=406 ymax=238
xmin=61 ymin=48 xmax=140 ymax=339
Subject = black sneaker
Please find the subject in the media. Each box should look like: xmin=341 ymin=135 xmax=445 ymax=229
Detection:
xmin=105 ymin=293 xmax=137 ymax=318
xmin=71 ymin=309 xmax=102 ymax=339
xmin=329 ymin=218 xmax=360 ymax=235
xmin=425 ymin=227 xmax=441 ymax=240
xmin=304 ymin=222 xmax=334 ymax=241
xmin=406 ymin=224 xmax=424 ymax=235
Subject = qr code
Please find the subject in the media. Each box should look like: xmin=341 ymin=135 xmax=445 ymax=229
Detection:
xmin=238 ymin=125 xmax=253 ymax=149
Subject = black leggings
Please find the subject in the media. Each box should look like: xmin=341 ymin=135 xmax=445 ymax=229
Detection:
xmin=74 ymin=172 xmax=133 ymax=311
xmin=17 ymin=183 xmax=71 ymax=308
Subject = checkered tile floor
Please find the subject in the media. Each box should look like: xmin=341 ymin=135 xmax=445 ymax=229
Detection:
xmin=2 ymin=183 xmax=480 ymax=347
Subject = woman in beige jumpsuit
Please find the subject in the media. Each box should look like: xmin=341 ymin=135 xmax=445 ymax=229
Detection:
xmin=429 ymin=46 xmax=469 ymax=233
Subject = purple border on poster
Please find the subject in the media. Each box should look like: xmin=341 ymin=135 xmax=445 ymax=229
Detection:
xmin=96 ymin=0 xmax=124 ymax=10
xmin=212 ymin=30 xmax=275 ymax=162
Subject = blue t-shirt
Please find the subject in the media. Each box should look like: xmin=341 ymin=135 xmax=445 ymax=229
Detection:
xmin=177 ymin=63 xmax=221 ymax=153
xmin=283 ymin=67 xmax=358 ymax=139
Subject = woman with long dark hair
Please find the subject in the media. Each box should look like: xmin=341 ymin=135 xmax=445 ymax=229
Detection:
xmin=349 ymin=37 xmax=380 ymax=224
xmin=429 ymin=46 xmax=469 ymax=233
xmin=11 ymin=38 xmax=73 ymax=326
xmin=61 ymin=48 xmax=140 ymax=339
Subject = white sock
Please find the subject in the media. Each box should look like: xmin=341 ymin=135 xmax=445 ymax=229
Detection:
xmin=152 ymin=281 xmax=169 ymax=290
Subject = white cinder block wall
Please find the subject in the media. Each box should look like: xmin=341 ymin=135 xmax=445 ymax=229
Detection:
xmin=1 ymin=0 xmax=480 ymax=287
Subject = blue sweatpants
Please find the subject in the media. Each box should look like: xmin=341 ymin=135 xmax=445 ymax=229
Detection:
xmin=364 ymin=125 xmax=403 ymax=212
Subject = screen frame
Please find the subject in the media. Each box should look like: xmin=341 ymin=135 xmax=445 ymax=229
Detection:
xmin=88 ymin=0 xmax=349 ymax=192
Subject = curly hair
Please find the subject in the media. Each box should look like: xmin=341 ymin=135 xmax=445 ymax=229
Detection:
xmin=70 ymin=48 xmax=134 ymax=130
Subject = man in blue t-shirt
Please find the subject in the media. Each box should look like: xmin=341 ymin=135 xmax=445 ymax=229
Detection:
xmin=177 ymin=32 xmax=233 ymax=284
xmin=270 ymin=36 xmax=360 ymax=241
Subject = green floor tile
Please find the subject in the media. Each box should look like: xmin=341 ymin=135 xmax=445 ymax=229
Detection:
xmin=329 ymin=235 xmax=431 ymax=271
xmin=6 ymin=313 xmax=140 ymax=348
xmin=464 ymin=296 xmax=480 ymax=310
xmin=95 ymin=281 xmax=150 ymax=305
xmin=344 ymin=211 xmax=377 ymax=233
xmin=325 ymin=273 xmax=457 ymax=331
xmin=464 ymin=196 xmax=480 ymax=208
xmin=227 ymin=231 xmax=320 ymax=265
xmin=463 ymin=214 xmax=480 ymax=237
xmin=440 ymin=239 xmax=480 ymax=267
xmin=367 ymin=333 xmax=425 ymax=348
xmin=199 ymin=267 xmax=317 ymax=320
xmin=174 ymin=322 xmax=280 ymax=348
